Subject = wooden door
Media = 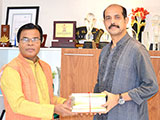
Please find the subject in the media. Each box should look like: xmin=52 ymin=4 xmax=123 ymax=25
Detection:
xmin=60 ymin=48 xmax=101 ymax=120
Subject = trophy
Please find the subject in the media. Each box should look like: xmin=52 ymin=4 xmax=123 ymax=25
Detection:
xmin=84 ymin=13 xmax=97 ymax=48
xmin=0 ymin=25 xmax=10 ymax=47
xmin=150 ymin=15 xmax=160 ymax=50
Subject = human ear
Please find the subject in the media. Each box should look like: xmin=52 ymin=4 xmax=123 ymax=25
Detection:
xmin=125 ymin=17 xmax=129 ymax=24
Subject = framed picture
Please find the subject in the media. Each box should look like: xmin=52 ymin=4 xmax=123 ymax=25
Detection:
xmin=5 ymin=6 xmax=39 ymax=45
xmin=53 ymin=21 xmax=76 ymax=40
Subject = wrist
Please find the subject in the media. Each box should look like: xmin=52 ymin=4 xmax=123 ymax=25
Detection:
xmin=121 ymin=92 xmax=132 ymax=101
xmin=118 ymin=93 xmax=125 ymax=105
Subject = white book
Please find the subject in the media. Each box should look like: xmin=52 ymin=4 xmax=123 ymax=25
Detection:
xmin=71 ymin=93 xmax=106 ymax=113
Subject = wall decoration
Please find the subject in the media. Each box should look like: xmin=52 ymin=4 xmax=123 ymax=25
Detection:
xmin=130 ymin=7 xmax=149 ymax=42
xmin=6 ymin=6 xmax=39 ymax=46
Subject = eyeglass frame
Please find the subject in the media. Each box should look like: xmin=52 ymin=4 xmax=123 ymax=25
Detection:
xmin=20 ymin=37 xmax=41 ymax=43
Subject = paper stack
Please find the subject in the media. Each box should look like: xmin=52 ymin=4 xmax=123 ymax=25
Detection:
xmin=71 ymin=93 xmax=106 ymax=113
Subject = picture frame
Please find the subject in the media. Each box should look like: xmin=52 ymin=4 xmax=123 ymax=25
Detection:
xmin=5 ymin=6 xmax=39 ymax=45
xmin=53 ymin=21 xmax=76 ymax=40
xmin=52 ymin=21 xmax=76 ymax=48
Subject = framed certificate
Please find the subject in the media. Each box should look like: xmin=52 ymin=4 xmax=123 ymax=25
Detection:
xmin=5 ymin=6 xmax=39 ymax=45
xmin=53 ymin=21 xmax=76 ymax=40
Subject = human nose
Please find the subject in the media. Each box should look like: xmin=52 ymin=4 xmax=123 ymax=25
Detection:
xmin=27 ymin=39 xmax=34 ymax=44
xmin=111 ymin=18 xmax=116 ymax=24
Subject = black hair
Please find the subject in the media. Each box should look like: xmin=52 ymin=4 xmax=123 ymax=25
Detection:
xmin=103 ymin=4 xmax=127 ymax=19
xmin=17 ymin=23 xmax=43 ymax=43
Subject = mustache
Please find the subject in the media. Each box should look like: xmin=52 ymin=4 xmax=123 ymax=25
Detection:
xmin=109 ymin=24 xmax=120 ymax=29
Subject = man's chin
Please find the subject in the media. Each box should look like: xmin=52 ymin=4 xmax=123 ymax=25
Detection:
xmin=24 ymin=54 xmax=36 ymax=59
xmin=109 ymin=32 xmax=119 ymax=36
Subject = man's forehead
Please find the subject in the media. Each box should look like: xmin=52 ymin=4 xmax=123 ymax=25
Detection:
xmin=20 ymin=29 xmax=40 ymax=37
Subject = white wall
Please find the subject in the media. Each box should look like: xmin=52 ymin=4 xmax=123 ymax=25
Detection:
xmin=0 ymin=0 xmax=2 ymax=36
xmin=1 ymin=0 xmax=160 ymax=47
xmin=0 ymin=3 xmax=1 ymax=16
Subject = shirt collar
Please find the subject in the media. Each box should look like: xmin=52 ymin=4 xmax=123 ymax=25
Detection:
xmin=18 ymin=53 xmax=39 ymax=65
xmin=111 ymin=33 xmax=130 ymax=47
xmin=25 ymin=57 xmax=39 ymax=65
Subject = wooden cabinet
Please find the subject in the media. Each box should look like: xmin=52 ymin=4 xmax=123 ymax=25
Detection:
xmin=60 ymin=49 xmax=160 ymax=120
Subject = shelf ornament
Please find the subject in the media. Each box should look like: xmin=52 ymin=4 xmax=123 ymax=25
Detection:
xmin=130 ymin=7 xmax=149 ymax=42
xmin=0 ymin=35 xmax=9 ymax=47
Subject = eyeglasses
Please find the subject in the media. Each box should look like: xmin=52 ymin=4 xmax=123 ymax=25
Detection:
xmin=20 ymin=37 xmax=41 ymax=43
